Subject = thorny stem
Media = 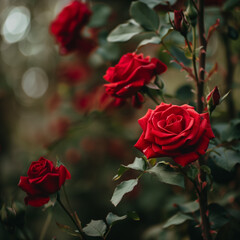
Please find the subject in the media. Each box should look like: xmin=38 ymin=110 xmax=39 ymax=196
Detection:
xmin=197 ymin=0 xmax=207 ymax=114
xmin=197 ymin=158 xmax=212 ymax=240
xmin=196 ymin=1 xmax=212 ymax=239
xmin=57 ymin=193 xmax=84 ymax=240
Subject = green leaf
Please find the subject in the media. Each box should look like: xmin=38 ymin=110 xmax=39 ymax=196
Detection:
xmin=163 ymin=212 xmax=193 ymax=228
xmin=139 ymin=0 xmax=177 ymax=8
xmin=176 ymin=201 xmax=199 ymax=213
xmin=56 ymin=222 xmax=82 ymax=237
xmin=222 ymin=119 xmax=240 ymax=142
xmin=209 ymin=203 xmax=230 ymax=230
xmin=175 ymin=84 xmax=194 ymax=102
xmin=130 ymin=1 xmax=159 ymax=31
xmin=210 ymin=147 xmax=240 ymax=172
xmin=219 ymin=91 xmax=230 ymax=104
xmin=111 ymin=179 xmax=139 ymax=206
xmin=223 ymin=0 xmax=240 ymax=11
xmin=138 ymin=36 xmax=161 ymax=48
xmin=186 ymin=165 xmax=198 ymax=180
xmin=106 ymin=212 xmax=127 ymax=226
xmin=96 ymin=42 xmax=120 ymax=61
xmin=113 ymin=157 xmax=147 ymax=180
xmin=147 ymin=162 xmax=185 ymax=188
xmin=88 ymin=4 xmax=112 ymax=28
xmin=127 ymin=211 xmax=140 ymax=221
xmin=107 ymin=20 xmax=144 ymax=42
xmin=83 ymin=220 xmax=107 ymax=237
xmin=125 ymin=157 xmax=147 ymax=171
xmin=159 ymin=27 xmax=174 ymax=41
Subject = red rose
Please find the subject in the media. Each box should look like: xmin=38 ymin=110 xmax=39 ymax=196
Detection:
xmin=173 ymin=10 xmax=188 ymax=36
xmin=207 ymin=86 xmax=220 ymax=105
xmin=103 ymin=53 xmax=167 ymax=107
xmin=206 ymin=86 xmax=221 ymax=113
xmin=18 ymin=157 xmax=71 ymax=207
xmin=134 ymin=103 xmax=215 ymax=167
xmin=174 ymin=10 xmax=184 ymax=31
xmin=50 ymin=1 xmax=92 ymax=54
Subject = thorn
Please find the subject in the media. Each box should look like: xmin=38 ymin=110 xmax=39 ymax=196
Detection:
xmin=202 ymin=181 xmax=207 ymax=190
xmin=206 ymin=210 xmax=209 ymax=217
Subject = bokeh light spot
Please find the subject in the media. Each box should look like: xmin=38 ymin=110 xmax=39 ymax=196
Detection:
xmin=21 ymin=67 xmax=48 ymax=99
xmin=2 ymin=6 xmax=30 ymax=43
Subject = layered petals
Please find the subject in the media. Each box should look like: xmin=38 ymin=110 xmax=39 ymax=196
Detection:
xmin=134 ymin=103 xmax=215 ymax=166
xmin=50 ymin=1 xmax=92 ymax=54
xmin=18 ymin=157 xmax=71 ymax=207
xmin=103 ymin=52 xmax=167 ymax=107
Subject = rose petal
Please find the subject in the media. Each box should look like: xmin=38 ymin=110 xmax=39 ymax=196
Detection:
xmin=18 ymin=176 xmax=43 ymax=196
xmin=37 ymin=173 xmax=60 ymax=194
xmin=58 ymin=165 xmax=71 ymax=188
xmin=25 ymin=195 xmax=50 ymax=207
xmin=138 ymin=109 xmax=153 ymax=130
xmin=173 ymin=152 xmax=200 ymax=167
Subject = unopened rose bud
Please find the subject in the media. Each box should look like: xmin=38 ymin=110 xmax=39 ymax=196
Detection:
xmin=207 ymin=86 xmax=220 ymax=113
xmin=174 ymin=10 xmax=189 ymax=36
xmin=186 ymin=0 xmax=198 ymax=27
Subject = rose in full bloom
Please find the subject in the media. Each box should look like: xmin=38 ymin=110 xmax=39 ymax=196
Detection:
xmin=134 ymin=103 xmax=215 ymax=166
xmin=18 ymin=157 xmax=71 ymax=207
xmin=50 ymin=1 xmax=92 ymax=54
xmin=103 ymin=53 xmax=167 ymax=107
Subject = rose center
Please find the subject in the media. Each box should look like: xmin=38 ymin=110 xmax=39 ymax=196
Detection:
xmin=165 ymin=114 xmax=183 ymax=133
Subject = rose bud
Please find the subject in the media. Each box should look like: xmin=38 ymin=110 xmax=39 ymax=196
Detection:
xmin=103 ymin=52 xmax=167 ymax=108
xmin=50 ymin=1 xmax=92 ymax=54
xmin=18 ymin=157 xmax=71 ymax=207
xmin=173 ymin=10 xmax=189 ymax=36
xmin=206 ymin=86 xmax=221 ymax=113
xmin=134 ymin=103 xmax=215 ymax=167
xmin=186 ymin=0 xmax=198 ymax=27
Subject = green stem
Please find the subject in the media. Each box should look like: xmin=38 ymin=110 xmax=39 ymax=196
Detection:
xmin=192 ymin=26 xmax=199 ymax=83
xmin=57 ymin=193 xmax=84 ymax=240
xmin=196 ymin=1 xmax=212 ymax=239
xmin=185 ymin=37 xmax=193 ymax=53
xmin=146 ymin=91 xmax=160 ymax=105
xmin=39 ymin=211 xmax=52 ymax=240
xmin=63 ymin=186 xmax=83 ymax=232
xmin=103 ymin=226 xmax=112 ymax=240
